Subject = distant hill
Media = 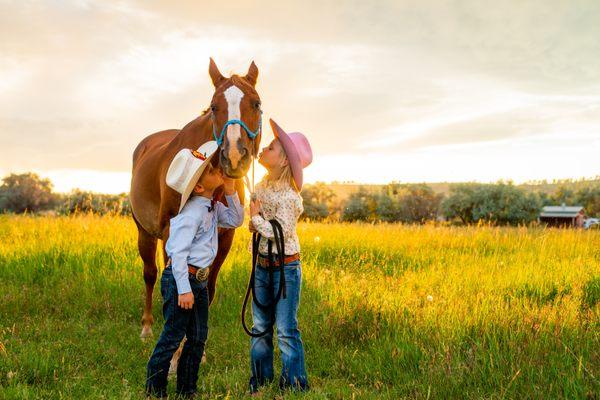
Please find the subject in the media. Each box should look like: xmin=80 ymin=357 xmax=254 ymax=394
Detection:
xmin=518 ymin=177 xmax=600 ymax=194
xmin=320 ymin=177 xmax=600 ymax=201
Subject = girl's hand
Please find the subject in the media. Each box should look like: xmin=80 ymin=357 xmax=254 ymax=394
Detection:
xmin=249 ymin=221 xmax=257 ymax=232
xmin=249 ymin=199 xmax=261 ymax=217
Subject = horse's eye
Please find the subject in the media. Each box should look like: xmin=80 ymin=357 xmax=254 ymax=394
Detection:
xmin=210 ymin=104 xmax=217 ymax=113
xmin=254 ymin=101 xmax=261 ymax=110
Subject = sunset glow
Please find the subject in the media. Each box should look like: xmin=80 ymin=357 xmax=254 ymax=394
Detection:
xmin=1 ymin=1 xmax=599 ymax=193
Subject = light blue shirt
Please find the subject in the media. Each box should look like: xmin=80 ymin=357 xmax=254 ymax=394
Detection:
xmin=166 ymin=193 xmax=244 ymax=294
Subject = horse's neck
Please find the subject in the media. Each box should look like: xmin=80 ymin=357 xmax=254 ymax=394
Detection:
xmin=166 ymin=114 xmax=228 ymax=204
xmin=169 ymin=113 xmax=213 ymax=151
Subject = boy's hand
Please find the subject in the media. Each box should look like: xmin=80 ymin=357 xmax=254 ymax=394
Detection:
xmin=178 ymin=292 xmax=194 ymax=309
xmin=249 ymin=199 xmax=261 ymax=217
xmin=223 ymin=177 xmax=235 ymax=195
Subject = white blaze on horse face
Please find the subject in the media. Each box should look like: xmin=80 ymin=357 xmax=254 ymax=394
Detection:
xmin=223 ymin=85 xmax=244 ymax=170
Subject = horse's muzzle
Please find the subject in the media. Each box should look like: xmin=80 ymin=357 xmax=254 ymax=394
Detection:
xmin=220 ymin=150 xmax=252 ymax=179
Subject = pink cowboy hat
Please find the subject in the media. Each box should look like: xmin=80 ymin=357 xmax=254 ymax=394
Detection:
xmin=269 ymin=119 xmax=313 ymax=190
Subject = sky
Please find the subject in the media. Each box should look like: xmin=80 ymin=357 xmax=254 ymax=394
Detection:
xmin=1 ymin=0 xmax=599 ymax=193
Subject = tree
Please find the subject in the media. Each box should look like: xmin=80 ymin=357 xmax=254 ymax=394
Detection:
xmin=440 ymin=183 xmax=479 ymax=224
xmin=576 ymin=185 xmax=600 ymax=216
xmin=471 ymin=183 xmax=540 ymax=225
xmin=0 ymin=173 xmax=57 ymax=213
xmin=375 ymin=192 xmax=400 ymax=222
xmin=551 ymin=185 xmax=576 ymax=205
xmin=441 ymin=182 xmax=541 ymax=225
xmin=375 ymin=184 xmax=442 ymax=223
xmin=341 ymin=187 xmax=377 ymax=222
xmin=300 ymin=182 xmax=338 ymax=221
xmin=396 ymin=184 xmax=443 ymax=223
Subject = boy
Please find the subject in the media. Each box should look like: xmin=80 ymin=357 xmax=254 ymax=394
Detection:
xmin=146 ymin=141 xmax=244 ymax=398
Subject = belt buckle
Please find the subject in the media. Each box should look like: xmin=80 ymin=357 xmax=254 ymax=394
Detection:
xmin=195 ymin=267 xmax=209 ymax=281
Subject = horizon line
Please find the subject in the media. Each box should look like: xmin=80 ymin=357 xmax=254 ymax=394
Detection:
xmin=1 ymin=169 xmax=598 ymax=196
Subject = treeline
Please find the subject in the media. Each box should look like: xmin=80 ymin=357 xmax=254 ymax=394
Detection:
xmin=300 ymin=181 xmax=600 ymax=225
xmin=0 ymin=173 xmax=130 ymax=216
xmin=1 ymin=172 xmax=599 ymax=225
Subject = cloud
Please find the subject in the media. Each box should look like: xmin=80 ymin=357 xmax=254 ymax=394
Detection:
xmin=362 ymin=77 xmax=600 ymax=153
xmin=1 ymin=0 xmax=599 ymax=186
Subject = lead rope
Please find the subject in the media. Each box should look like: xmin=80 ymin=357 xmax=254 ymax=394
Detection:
xmin=241 ymin=219 xmax=286 ymax=337
xmin=239 ymin=118 xmax=287 ymax=337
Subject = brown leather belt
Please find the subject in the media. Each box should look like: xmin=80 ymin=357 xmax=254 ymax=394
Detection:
xmin=166 ymin=259 xmax=210 ymax=281
xmin=257 ymin=253 xmax=300 ymax=268
xmin=188 ymin=265 xmax=210 ymax=281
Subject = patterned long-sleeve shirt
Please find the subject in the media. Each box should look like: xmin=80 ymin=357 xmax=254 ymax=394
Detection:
xmin=166 ymin=193 xmax=244 ymax=294
xmin=250 ymin=181 xmax=303 ymax=256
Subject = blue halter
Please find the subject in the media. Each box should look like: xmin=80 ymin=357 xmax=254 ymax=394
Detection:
xmin=212 ymin=112 xmax=262 ymax=146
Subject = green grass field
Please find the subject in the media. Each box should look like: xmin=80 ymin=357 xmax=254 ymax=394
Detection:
xmin=0 ymin=215 xmax=598 ymax=399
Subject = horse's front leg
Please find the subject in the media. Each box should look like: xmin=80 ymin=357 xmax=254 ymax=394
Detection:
xmin=136 ymin=224 xmax=158 ymax=339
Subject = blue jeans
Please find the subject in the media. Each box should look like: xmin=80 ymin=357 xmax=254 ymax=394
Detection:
xmin=146 ymin=266 xmax=209 ymax=397
xmin=249 ymin=260 xmax=308 ymax=392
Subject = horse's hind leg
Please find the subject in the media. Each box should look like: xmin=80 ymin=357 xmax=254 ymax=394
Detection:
xmin=137 ymin=225 xmax=158 ymax=339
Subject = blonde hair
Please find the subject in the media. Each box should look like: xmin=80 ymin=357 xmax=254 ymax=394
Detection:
xmin=262 ymin=143 xmax=300 ymax=192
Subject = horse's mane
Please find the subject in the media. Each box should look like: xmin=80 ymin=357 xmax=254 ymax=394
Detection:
xmin=228 ymin=74 xmax=254 ymax=92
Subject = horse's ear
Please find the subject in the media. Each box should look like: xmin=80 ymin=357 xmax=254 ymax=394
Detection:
xmin=209 ymin=57 xmax=225 ymax=87
xmin=245 ymin=61 xmax=259 ymax=86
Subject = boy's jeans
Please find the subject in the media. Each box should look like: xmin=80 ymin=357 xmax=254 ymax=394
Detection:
xmin=146 ymin=266 xmax=209 ymax=397
xmin=249 ymin=260 xmax=308 ymax=392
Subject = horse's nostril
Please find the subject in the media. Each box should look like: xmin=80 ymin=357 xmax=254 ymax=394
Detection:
xmin=219 ymin=154 xmax=230 ymax=168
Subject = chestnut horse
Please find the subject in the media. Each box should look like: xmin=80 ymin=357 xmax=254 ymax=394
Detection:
xmin=130 ymin=59 xmax=262 ymax=338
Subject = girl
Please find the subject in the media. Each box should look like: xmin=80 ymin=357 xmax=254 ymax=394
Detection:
xmin=248 ymin=119 xmax=313 ymax=393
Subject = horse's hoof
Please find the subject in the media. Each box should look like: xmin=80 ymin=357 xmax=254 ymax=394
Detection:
xmin=201 ymin=351 xmax=207 ymax=364
xmin=140 ymin=326 xmax=153 ymax=339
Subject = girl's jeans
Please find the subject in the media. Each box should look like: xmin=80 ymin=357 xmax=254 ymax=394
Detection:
xmin=146 ymin=266 xmax=209 ymax=397
xmin=249 ymin=260 xmax=308 ymax=391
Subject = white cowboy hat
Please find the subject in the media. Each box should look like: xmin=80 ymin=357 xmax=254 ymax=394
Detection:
xmin=166 ymin=141 xmax=219 ymax=213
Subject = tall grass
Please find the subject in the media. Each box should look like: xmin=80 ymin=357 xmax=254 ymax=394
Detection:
xmin=0 ymin=215 xmax=598 ymax=399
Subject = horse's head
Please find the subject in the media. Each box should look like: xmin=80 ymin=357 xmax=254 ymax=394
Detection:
xmin=208 ymin=58 xmax=262 ymax=179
